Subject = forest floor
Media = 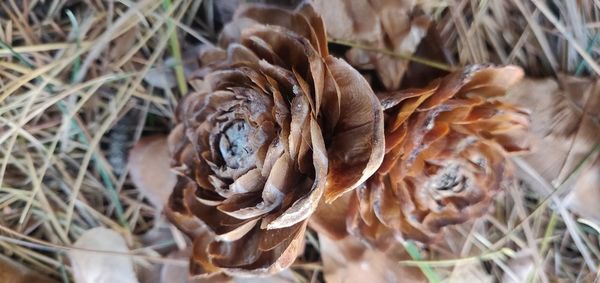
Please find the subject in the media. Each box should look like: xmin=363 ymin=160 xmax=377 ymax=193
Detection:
xmin=0 ymin=0 xmax=599 ymax=282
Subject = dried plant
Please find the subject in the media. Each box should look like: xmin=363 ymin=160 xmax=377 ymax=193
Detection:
xmin=164 ymin=3 xmax=384 ymax=277
xmin=6 ymin=0 xmax=596 ymax=281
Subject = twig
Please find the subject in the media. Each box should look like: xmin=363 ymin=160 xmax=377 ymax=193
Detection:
xmin=329 ymin=38 xmax=455 ymax=72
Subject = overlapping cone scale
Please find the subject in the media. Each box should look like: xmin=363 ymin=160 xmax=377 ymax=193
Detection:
xmin=347 ymin=65 xmax=530 ymax=245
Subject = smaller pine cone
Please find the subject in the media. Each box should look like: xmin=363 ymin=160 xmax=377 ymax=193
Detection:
xmin=347 ymin=65 xmax=530 ymax=245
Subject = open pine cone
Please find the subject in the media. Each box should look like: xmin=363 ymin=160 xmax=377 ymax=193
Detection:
xmin=346 ymin=65 xmax=530 ymax=245
xmin=165 ymin=3 xmax=384 ymax=277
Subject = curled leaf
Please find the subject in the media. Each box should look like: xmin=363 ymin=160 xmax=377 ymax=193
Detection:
xmin=129 ymin=136 xmax=176 ymax=211
xmin=565 ymin=156 xmax=600 ymax=223
xmin=69 ymin=227 xmax=138 ymax=283
xmin=505 ymin=75 xmax=600 ymax=224
xmin=505 ymin=75 xmax=600 ymax=183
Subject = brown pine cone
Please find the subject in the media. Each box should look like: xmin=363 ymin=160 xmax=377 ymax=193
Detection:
xmin=165 ymin=3 xmax=384 ymax=277
xmin=346 ymin=65 xmax=530 ymax=245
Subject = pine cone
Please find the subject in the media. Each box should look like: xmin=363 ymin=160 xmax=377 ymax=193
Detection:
xmin=166 ymin=3 xmax=384 ymax=276
xmin=346 ymin=65 xmax=529 ymax=245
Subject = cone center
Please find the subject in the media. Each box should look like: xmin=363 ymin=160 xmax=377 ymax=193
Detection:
xmin=219 ymin=120 xmax=256 ymax=169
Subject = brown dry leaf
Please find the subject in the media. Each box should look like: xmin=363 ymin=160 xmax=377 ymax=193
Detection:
xmin=505 ymin=76 xmax=600 ymax=222
xmin=110 ymin=26 xmax=138 ymax=60
xmin=505 ymin=75 xmax=600 ymax=183
xmin=313 ymin=0 xmax=430 ymax=90
xmin=0 ymin=254 xmax=57 ymax=283
xmin=129 ymin=135 xmax=177 ymax=211
xmin=312 ymin=0 xmax=380 ymax=42
xmin=69 ymin=227 xmax=139 ymax=283
xmin=319 ymin=235 xmax=425 ymax=283
xmin=564 ymin=155 xmax=600 ymax=222
xmin=400 ymin=25 xmax=451 ymax=89
xmin=447 ymin=263 xmax=493 ymax=283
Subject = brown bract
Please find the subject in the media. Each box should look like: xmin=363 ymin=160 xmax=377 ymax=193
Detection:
xmin=346 ymin=65 xmax=529 ymax=245
xmin=165 ymin=3 xmax=384 ymax=277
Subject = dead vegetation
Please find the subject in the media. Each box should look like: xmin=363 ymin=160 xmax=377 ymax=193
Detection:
xmin=0 ymin=0 xmax=598 ymax=282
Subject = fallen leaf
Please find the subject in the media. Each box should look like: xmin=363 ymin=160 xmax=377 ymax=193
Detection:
xmin=564 ymin=155 xmax=600 ymax=222
xmin=505 ymin=76 xmax=600 ymax=223
xmin=447 ymin=262 xmax=493 ymax=283
xmin=319 ymin=235 xmax=426 ymax=283
xmin=313 ymin=0 xmax=430 ymax=90
xmin=0 ymin=254 xmax=57 ymax=283
xmin=110 ymin=26 xmax=138 ymax=60
xmin=129 ymin=135 xmax=176 ymax=211
xmin=505 ymin=75 xmax=600 ymax=183
xmin=400 ymin=25 xmax=451 ymax=89
xmin=312 ymin=0 xmax=380 ymax=43
xmin=69 ymin=227 xmax=139 ymax=283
